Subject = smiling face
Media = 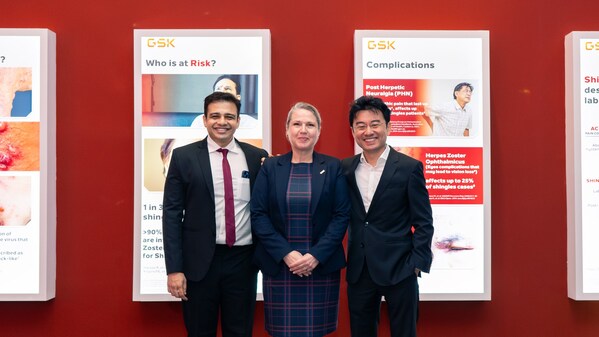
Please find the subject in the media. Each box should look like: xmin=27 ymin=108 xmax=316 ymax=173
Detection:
xmin=286 ymin=108 xmax=320 ymax=153
xmin=203 ymin=100 xmax=240 ymax=148
xmin=351 ymin=109 xmax=389 ymax=158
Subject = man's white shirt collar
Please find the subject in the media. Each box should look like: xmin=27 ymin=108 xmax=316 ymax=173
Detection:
xmin=359 ymin=145 xmax=390 ymax=167
xmin=207 ymin=136 xmax=238 ymax=153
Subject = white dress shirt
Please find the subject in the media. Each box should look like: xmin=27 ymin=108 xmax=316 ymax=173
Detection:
xmin=207 ymin=137 xmax=252 ymax=245
xmin=426 ymin=100 xmax=472 ymax=137
xmin=355 ymin=146 xmax=390 ymax=213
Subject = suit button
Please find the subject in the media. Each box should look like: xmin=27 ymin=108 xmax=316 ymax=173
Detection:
xmin=364 ymin=222 xmax=369 ymax=228
xmin=360 ymin=243 xmax=364 ymax=248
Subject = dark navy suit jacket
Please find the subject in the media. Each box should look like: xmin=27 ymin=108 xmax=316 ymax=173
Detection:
xmin=342 ymin=146 xmax=434 ymax=286
xmin=162 ymin=137 xmax=268 ymax=281
xmin=251 ymin=151 xmax=350 ymax=277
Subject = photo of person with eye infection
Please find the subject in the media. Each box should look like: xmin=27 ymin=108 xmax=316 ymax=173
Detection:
xmin=251 ymin=102 xmax=350 ymax=337
xmin=343 ymin=96 xmax=434 ymax=337
xmin=190 ymin=74 xmax=258 ymax=129
xmin=423 ymin=82 xmax=473 ymax=137
xmin=0 ymin=67 xmax=32 ymax=117
xmin=162 ymin=91 xmax=268 ymax=337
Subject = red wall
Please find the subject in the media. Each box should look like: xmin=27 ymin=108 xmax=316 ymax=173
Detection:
xmin=2 ymin=0 xmax=599 ymax=336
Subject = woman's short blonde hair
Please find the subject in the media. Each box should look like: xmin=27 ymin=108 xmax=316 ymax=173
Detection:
xmin=285 ymin=102 xmax=322 ymax=130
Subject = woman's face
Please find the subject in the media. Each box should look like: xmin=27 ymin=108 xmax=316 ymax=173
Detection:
xmin=286 ymin=108 xmax=320 ymax=153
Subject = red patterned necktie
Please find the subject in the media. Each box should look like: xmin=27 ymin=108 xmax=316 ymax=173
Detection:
xmin=217 ymin=148 xmax=236 ymax=247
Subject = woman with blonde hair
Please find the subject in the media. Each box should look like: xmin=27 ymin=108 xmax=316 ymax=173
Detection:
xmin=251 ymin=102 xmax=350 ymax=337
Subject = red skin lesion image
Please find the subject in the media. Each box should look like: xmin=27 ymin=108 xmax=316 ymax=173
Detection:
xmin=0 ymin=121 xmax=39 ymax=171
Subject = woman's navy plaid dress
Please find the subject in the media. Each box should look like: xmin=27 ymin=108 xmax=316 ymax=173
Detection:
xmin=263 ymin=163 xmax=340 ymax=337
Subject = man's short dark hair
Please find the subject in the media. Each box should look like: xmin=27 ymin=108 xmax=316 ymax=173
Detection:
xmin=213 ymin=74 xmax=241 ymax=93
xmin=348 ymin=96 xmax=391 ymax=127
xmin=453 ymin=82 xmax=473 ymax=99
xmin=204 ymin=91 xmax=241 ymax=117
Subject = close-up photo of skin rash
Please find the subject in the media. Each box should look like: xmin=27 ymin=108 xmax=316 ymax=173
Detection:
xmin=0 ymin=175 xmax=32 ymax=226
xmin=0 ymin=121 xmax=39 ymax=171
xmin=0 ymin=67 xmax=32 ymax=117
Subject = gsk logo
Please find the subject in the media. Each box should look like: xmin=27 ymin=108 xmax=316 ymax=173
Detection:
xmin=367 ymin=40 xmax=396 ymax=50
xmin=147 ymin=38 xmax=175 ymax=48
xmin=584 ymin=41 xmax=599 ymax=50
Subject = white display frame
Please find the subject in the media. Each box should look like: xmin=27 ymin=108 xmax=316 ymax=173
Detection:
xmin=566 ymin=31 xmax=599 ymax=301
xmin=354 ymin=30 xmax=491 ymax=301
xmin=133 ymin=29 xmax=271 ymax=301
xmin=0 ymin=28 xmax=56 ymax=301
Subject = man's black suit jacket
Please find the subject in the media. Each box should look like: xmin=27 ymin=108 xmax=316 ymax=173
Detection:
xmin=162 ymin=137 xmax=268 ymax=281
xmin=342 ymin=146 xmax=434 ymax=286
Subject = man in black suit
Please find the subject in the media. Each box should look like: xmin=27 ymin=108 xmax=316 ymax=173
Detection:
xmin=162 ymin=91 xmax=268 ymax=337
xmin=342 ymin=96 xmax=434 ymax=337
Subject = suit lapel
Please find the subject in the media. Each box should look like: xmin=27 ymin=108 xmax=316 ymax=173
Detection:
xmin=310 ymin=152 xmax=326 ymax=215
xmin=237 ymin=140 xmax=258 ymax=189
xmin=369 ymin=146 xmax=398 ymax=211
xmin=196 ymin=138 xmax=215 ymax=201
xmin=275 ymin=153 xmax=293 ymax=223
xmin=346 ymin=155 xmax=367 ymax=216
